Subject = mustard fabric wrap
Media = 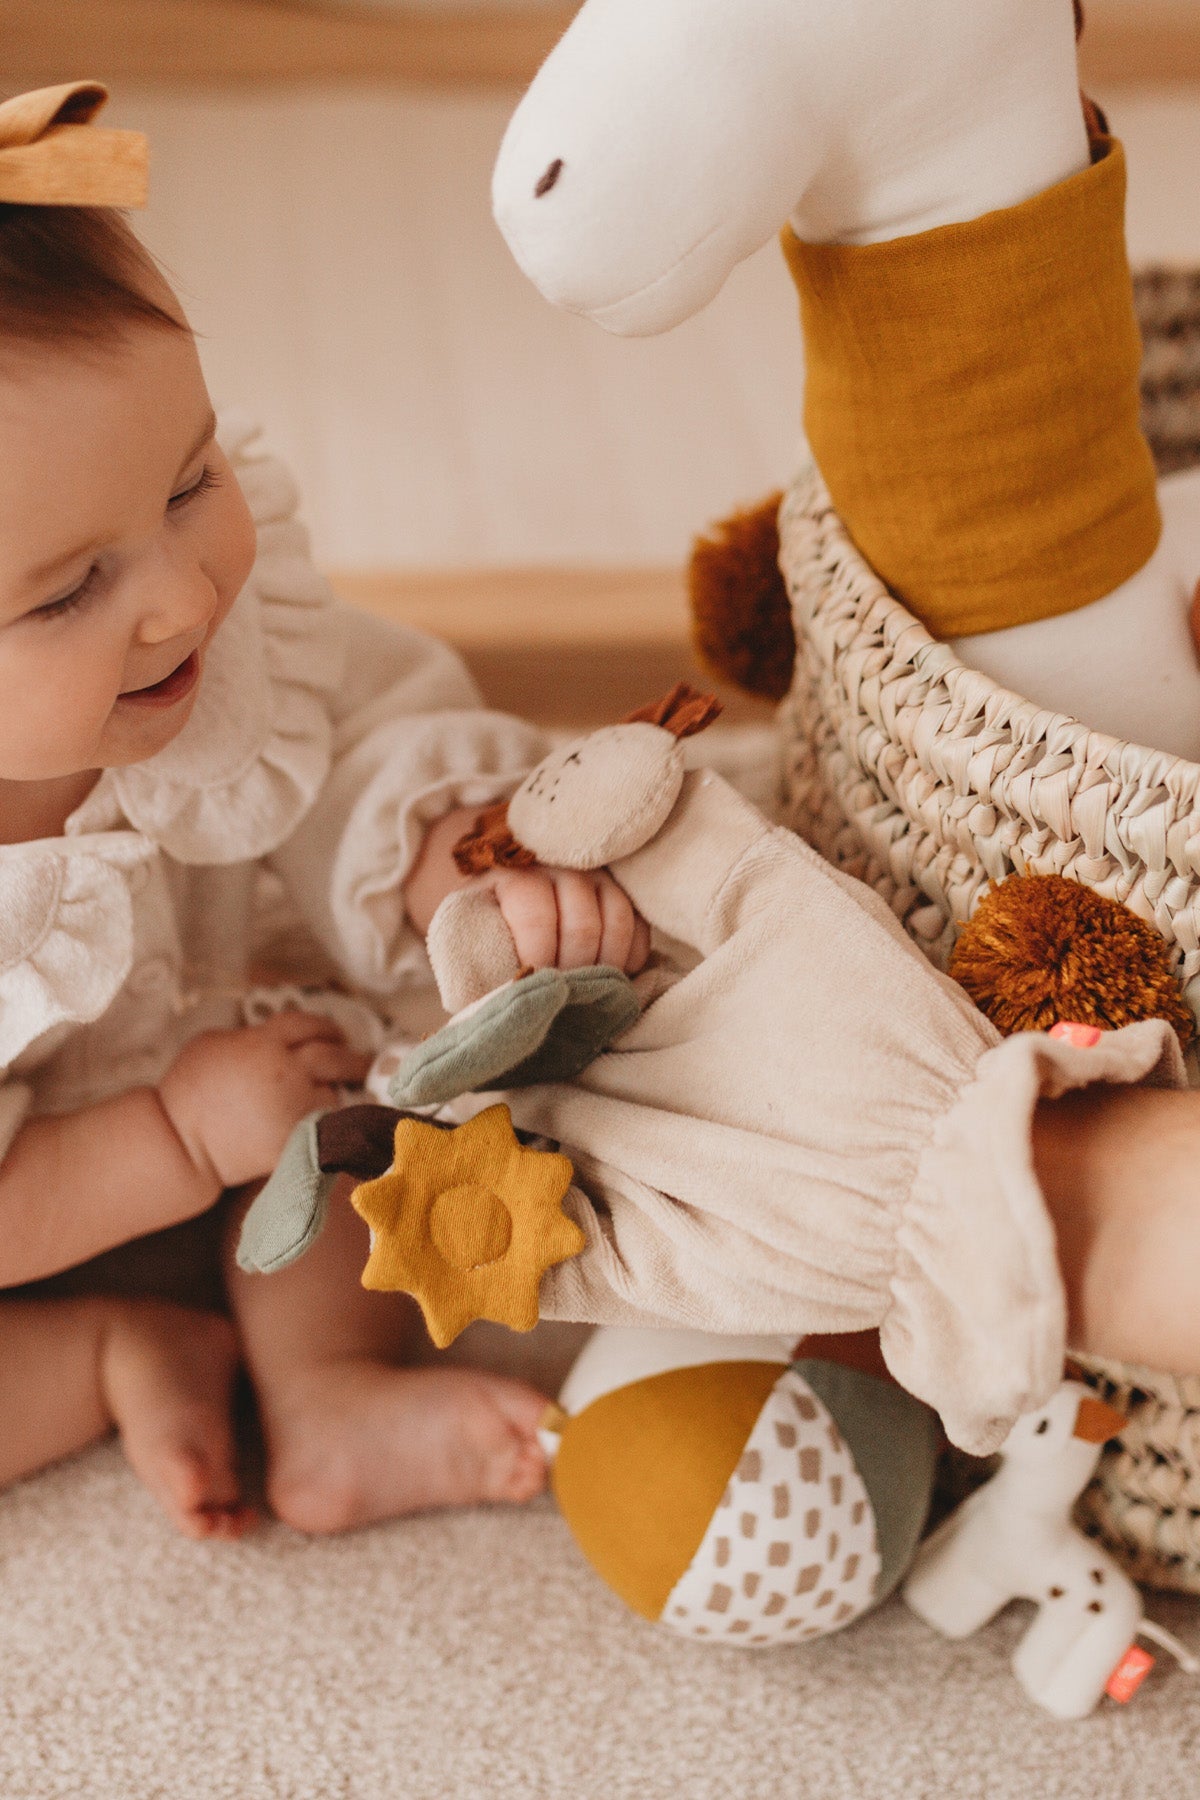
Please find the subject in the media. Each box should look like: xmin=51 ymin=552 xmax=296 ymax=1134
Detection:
xmin=783 ymin=139 xmax=1161 ymax=638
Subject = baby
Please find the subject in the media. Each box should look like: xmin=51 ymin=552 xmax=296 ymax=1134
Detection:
xmin=0 ymin=84 xmax=648 ymax=1540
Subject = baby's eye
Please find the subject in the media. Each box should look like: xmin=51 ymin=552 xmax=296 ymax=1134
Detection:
xmin=168 ymin=464 xmax=221 ymax=511
xmin=31 ymin=564 xmax=101 ymax=623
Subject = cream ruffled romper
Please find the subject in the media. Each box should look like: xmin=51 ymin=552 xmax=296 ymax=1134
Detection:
xmin=0 ymin=417 xmax=544 ymax=1172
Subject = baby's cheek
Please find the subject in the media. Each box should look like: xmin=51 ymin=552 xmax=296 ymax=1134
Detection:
xmin=0 ymin=639 xmax=117 ymax=779
xmin=207 ymin=456 xmax=258 ymax=612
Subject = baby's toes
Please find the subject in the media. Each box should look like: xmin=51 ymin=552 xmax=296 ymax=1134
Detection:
xmin=197 ymin=1499 xmax=259 ymax=1542
xmin=157 ymin=1440 xmax=246 ymax=1540
xmin=487 ymin=1437 xmax=548 ymax=1505
xmin=476 ymin=1383 xmax=550 ymax=1505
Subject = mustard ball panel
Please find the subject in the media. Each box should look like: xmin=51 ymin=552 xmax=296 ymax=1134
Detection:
xmin=552 ymin=1360 xmax=786 ymax=1622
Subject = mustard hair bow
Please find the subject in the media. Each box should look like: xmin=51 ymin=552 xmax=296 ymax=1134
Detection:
xmin=0 ymin=82 xmax=148 ymax=208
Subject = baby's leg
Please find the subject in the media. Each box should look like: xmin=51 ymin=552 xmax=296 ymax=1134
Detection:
xmin=1035 ymin=1083 xmax=1200 ymax=1372
xmin=225 ymin=1182 xmax=548 ymax=1534
xmin=0 ymin=1294 xmax=249 ymax=1539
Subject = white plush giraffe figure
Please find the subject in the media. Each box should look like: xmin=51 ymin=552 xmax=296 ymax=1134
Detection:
xmin=903 ymin=1382 xmax=1146 ymax=1720
xmin=493 ymin=0 xmax=1200 ymax=761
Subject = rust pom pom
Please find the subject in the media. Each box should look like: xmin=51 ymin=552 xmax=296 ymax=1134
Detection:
xmin=689 ymin=492 xmax=796 ymax=702
xmin=949 ymin=875 xmax=1193 ymax=1049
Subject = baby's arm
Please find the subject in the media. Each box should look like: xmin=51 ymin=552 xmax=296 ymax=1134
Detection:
xmin=0 ymin=1011 xmax=366 ymax=1289
xmin=271 ymin=602 xmax=651 ymax=988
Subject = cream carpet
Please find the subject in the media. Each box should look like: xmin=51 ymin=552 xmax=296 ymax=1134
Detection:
xmin=3 ymin=1324 xmax=1199 ymax=1800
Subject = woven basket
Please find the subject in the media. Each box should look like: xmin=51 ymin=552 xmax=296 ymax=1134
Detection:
xmin=777 ymin=269 xmax=1200 ymax=1593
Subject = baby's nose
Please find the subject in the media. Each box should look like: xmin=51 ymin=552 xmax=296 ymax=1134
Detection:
xmin=140 ymin=563 xmax=216 ymax=644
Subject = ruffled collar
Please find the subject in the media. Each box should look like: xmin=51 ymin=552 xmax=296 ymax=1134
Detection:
xmin=0 ymin=417 xmax=341 ymax=1068
xmin=0 ymin=830 xmax=156 ymax=1067
xmin=66 ymin=413 xmax=342 ymax=864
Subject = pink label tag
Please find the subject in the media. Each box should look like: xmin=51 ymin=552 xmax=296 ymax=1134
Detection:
xmin=1105 ymin=1644 xmax=1155 ymax=1704
xmin=1049 ymin=1021 xmax=1103 ymax=1049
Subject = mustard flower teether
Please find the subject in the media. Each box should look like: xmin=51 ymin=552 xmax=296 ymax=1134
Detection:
xmin=350 ymin=1104 xmax=581 ymax=1347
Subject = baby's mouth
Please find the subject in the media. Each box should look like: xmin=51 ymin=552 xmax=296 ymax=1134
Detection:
xmin=117 ymin=650 xmax=201 ymax=710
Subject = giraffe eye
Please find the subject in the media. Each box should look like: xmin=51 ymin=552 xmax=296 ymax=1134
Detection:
xmin=1035 ymin=1419 xmax=1050 ymax=1434
xmin=535 ymin=158 xmax=564 ymax=198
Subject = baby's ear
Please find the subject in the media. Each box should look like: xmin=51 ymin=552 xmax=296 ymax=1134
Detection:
xmin=623 ymin=682 xmax=723 ymax=740
xmin=452 ymin=801 xmax=537 ymax=875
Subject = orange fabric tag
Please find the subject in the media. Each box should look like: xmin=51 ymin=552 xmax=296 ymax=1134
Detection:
xmin=1049 ymin=1021 xmax=1103 ymax=1049
xmin=1105 ymin=1644 xmax=1155 ymax=1704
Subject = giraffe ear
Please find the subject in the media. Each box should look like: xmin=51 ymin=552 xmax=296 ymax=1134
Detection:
xmin=451 ymin=801 xmax=538 ymax=875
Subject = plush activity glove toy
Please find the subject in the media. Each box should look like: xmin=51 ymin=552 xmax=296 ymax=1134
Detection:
xmin=493 ymin=0 xmax=1200 ymax=760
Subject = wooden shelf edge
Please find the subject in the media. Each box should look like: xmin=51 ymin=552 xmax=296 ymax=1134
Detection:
xmin=3 ymin=2 xmax=1199 ymax=89
xmin=0 ymin=1 xmax=576 ymax=89
xmin=328 ymin=564 xmax=772 ymax=724
xmin=1081 ymin=9 xmax=1200 ymax=84
xmin=329 ymin=566 xmax=692 ymax=650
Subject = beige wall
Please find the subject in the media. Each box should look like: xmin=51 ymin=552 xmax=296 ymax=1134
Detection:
xmin=109 ymin=82 xmax=1200 ymax=572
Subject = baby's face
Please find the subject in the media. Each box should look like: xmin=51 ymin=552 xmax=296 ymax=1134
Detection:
xmin=0 ymin=304 xmax=256 ymax=780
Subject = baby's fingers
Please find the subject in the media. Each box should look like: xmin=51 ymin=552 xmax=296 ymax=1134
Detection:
xmin=627 ymin=908 xmax=651 ymax=975
xmin=296 ymin=1040 xmax=372 ymax=1090
xmin=552 ymin=870 xmax=604 ymax=969
xmin=595 ymin=871 xmax=636 ymax=971
xmin=494 ymin=869 xmax=559 ymax=968
xmin=262 ymin=1008 xmax=349 ymax=1049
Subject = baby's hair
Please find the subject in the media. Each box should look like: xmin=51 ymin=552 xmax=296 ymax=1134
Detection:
xmin=0 ymin=203 xmax=183 ymax=345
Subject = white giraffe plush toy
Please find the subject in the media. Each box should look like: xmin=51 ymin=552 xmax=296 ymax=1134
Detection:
xmin=493 ymin=0 xmax=1200 ymax=761
xmin=904 ymin=1380 xmax=1197 ymax=1720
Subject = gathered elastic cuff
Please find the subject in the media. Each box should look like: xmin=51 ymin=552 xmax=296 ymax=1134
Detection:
xmin=881 ymin=1018 xmax=1184 ymax=1454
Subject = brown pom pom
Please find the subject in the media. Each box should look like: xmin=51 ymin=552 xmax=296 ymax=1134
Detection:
xmin=949 ymin=875 xmax=1194 ymax=1049
xmin=623 ymin=681 xmax=723 ymax=739
xmin=689 ymin=493 xmax=796 ymax=702
xmin=451 ymin=802 xmax=537 ymax=876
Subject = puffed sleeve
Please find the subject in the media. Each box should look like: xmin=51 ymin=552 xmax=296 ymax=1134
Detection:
xmin=269 ymin=602 xmax=549 ymax=994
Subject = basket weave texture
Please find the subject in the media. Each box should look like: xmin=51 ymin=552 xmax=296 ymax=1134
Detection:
xmin=777 ymin=270 xmax=1200 ymax=1593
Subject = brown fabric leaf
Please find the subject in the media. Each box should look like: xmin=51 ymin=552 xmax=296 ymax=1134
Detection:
xmin=317 ymin=1104 xmax=456 ymax=1179
xmin=317 ymin=1106 xmax=403 ymax=1179
xmin=451 ymin=801 xmax=537 ymax=876
xmin=622 ymin=681 xmax=723 ymax=740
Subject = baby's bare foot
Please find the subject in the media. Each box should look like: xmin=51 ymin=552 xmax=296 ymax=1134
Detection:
xmin=263 ymin=1359 xmax=549 ymax=1535
xmin=101 ymin=1301 xmax=255 ymax=1541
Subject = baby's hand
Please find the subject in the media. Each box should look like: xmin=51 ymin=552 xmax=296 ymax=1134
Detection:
xmin=158 ymin=1011 xmax=371 ymax=1189
xmin=480 ymin=865 xmax=651 ymax=975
